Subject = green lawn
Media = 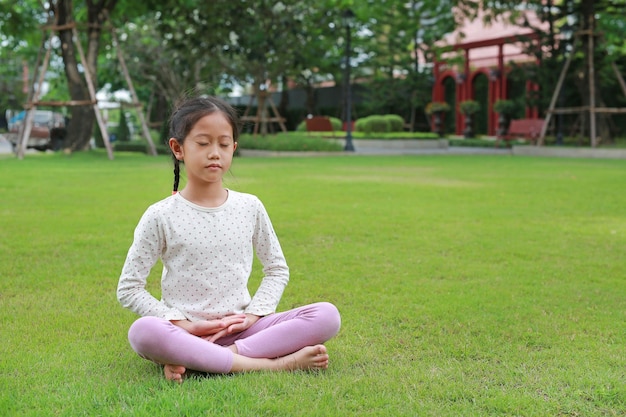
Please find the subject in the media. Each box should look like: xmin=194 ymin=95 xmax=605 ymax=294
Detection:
xmin=1 ymin=151 xmax=625 ymax=416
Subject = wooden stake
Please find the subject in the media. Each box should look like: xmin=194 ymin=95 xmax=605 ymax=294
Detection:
xmin=17 ymin=34 xmax=53 ymax=159
xmin=537 ymin=42 xmax=574 ymax=146
xmin=588 ymin=16 xmax=597 ymax=148
xmin=72 ymin=26 xmax=114 ymax=160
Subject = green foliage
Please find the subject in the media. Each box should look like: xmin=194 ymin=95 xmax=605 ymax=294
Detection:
xmin=353 ymin=1 xmax=457 ymax=118
xmin=93 ymin=125 xmax=104 ymax=149
xmin=354 ymin=115 xmax=390 ymax=133
xmin=493 ymin=99 xmax=519 ymax=115
xmin=296 ymin=121 xmax=307 ymax=132
xmin=114 ymin=140 xmax=170 ymax=155
xmin=5 ymin=0 xmax=626 ymax=147
xmin=1 ymin=152 xmax=626 ymax=416
xmin=459 ymin=100 xmax=480 ymax=115
xmin=329 ymin=117 xmax=343 ymax=131
xmin=357 ymin=131 xmax=439 ymax=139
xmin=448 ymin=138 xmax=489 ymax=147
xmin=238 ymin=133 xmax=343 ymax=152
xmin=383 ymin=114 xmax=405 ymax=132
xmin=426 ymin=101 xmax=451 ymax=114
xmin=117 ymin=109 xmax=131 ymax=142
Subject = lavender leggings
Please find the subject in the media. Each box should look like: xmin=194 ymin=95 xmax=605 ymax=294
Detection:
xmin=127 ymin=302 xmax=341 ymax=374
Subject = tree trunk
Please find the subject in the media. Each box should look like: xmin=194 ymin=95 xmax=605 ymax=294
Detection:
xmin=56 ymin=0 xmax=91 ymax=150
xmin=54 ymin=0 xmax=117 ymax=151
xmin=278 ymin=74 xmax=289 ymax=127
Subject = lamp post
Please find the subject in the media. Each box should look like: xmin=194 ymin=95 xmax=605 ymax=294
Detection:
xmin=342 ymin=8 xmax=355 ymax=151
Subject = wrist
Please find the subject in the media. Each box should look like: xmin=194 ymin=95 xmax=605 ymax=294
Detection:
xmin=170 ymin=319 xmax=193 ymax=332
xmin=245 ymin=314 xmax=261 ymax=323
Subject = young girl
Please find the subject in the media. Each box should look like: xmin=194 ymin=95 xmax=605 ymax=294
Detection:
xmin=117 ymin=96 xmax=341 ymax=382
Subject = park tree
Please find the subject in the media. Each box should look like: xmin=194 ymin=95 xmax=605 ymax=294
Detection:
xmin=104 ymin=2 xmax=241 ymax=130
xmin=0 ymin=0 xmax=156 ymax=151
xmin=12 ymin=0 xmax=624 ymax=148
xmin=224 ymin=0 xmax=340 ymax=133
xmin=276 ymin=5 xmax=345 ymax=117
xmin=54 ymin=0 xmax=119 ymax=151
xmin=0 ymin=1 xmax=43 ymax=129
xmin=351 ymin=0 xmax=457 ymax=129
xmin=111 ymin=1 xmax=346 ymax=131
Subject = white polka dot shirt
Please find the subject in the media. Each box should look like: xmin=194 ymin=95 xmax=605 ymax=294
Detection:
xmin=117 ymin=190 xmax=289 ymax=321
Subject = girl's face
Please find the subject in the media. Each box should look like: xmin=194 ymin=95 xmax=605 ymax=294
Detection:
xmin=170 ymin=112 xmax=237 ymax=187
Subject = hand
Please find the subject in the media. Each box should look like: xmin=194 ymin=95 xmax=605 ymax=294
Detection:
xmin=206 ymin=314 xmax=261 ymax=343
xmin=171 ymin=315 xmax=247 ymax=338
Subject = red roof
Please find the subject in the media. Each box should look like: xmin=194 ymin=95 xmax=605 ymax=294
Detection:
xmin=439 ymin=9 xmax=548 ymax=68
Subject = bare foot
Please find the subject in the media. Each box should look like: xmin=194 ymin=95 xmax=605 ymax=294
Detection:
xmin=164 ymin=364 xmax=186 ymax=383
xmin=167 ymin=345 xmax=331 ymax=375
xmin=275 ymin=345 xmax=329 ymax=371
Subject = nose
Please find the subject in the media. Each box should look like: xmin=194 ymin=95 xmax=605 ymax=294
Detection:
xmin=207 ymin=143 xmax=220 ymax=158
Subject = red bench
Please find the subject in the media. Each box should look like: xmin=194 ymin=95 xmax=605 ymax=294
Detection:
xmin=305 ymin=116 xmax=335 ymax=136
xmin=497 ymin=118 xmax=545 ymax=146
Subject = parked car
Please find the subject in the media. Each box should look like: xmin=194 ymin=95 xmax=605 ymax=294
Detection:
xmin=7 ymin=110 xmax=67 ymax=150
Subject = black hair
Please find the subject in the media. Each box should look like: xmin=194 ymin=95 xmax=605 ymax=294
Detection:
xmin=168 ymin=96 xmax=240 ymax=193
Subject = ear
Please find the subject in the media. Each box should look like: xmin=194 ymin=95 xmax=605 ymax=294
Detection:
xmin=169 ymin=138 xmax=184 ymax=160
xmin=233 ymin=141 xmax=238 ymax=153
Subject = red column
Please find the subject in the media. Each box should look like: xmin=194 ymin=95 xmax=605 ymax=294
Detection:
xmin=432 ymin=58 xmax=440 ymax=102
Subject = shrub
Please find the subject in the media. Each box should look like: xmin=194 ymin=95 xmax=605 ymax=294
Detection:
xmin=237 ymin=133 xmax=342 ymax=152
xmin=459 ymin=100 xmax=480 ymax=115
xmin=448 ymin=138 xmax=498 ymax=148
xmin=425 ymin=101 xmax=451 ymax=114
xmin=493 ymin=99 xmax=518 ymax=115
xmin=114 ymin=140 xmax=170 ymax=155
xmin=329 ymin=117 xmax=342 ymax=131
xmin=383 ymin=114 xmax=405 ymax=132
xmin=354 ymin=118 xmax=368 ymax=132
xmin=357 ymin=115 xmax=391 ymax=134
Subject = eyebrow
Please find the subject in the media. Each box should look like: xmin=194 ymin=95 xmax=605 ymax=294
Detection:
xmin=193 ymin=133 xmax=233 ymax=140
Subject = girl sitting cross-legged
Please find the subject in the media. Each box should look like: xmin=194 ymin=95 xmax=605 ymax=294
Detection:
xmin=117 ymin=95 xmax=341 ymax=382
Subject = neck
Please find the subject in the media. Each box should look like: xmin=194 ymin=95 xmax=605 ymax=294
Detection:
xmin=180 ymin=183 xmax=228 ymax=208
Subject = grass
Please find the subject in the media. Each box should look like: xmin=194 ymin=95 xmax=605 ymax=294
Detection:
xmin=1 ymin=150 xmax=625 ymax=416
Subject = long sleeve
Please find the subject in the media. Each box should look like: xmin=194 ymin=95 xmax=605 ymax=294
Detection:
xmin=245 ymin=199 xmax=290 ymax=316
xmin=117 ymin=205 xmax=188 ymax=321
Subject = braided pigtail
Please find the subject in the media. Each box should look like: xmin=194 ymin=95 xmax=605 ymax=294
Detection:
xmin=172 ymin=159 xmax=180 ymax=195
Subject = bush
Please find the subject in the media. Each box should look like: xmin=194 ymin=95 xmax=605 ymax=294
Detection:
xmin=354 ymin=118 xmax=368 ymax=133
xmin=238 ymin=133 xmax=343 ymax=152
xmin=329 ymin=117 xmax=342 ymax=131
xmin=383 ymin=115 xmax=405 ymax=132
xmin=425 ymin=101 xmax=451 ymax=114
xmin=459 ymin=100 xmax=480 ymax=115
xmin=356 ymin=115 xmax=391 ymax=134
xmin=369 ymin=116 xmax=391 ymax=133
xmin=449 ymin=138 xmax=497 ymax=148
xmin=493 ymin=99 xmax=518 ymax=116
xmin=114 ymin=140 xmax=171 ymax=155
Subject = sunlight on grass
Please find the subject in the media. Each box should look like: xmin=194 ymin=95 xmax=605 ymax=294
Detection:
xmin=1 ymin=151 xmax=625 ymax=416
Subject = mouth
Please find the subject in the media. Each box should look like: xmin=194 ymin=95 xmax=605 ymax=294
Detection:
xmin=207 ymin=164 xmax=221 ymax=169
